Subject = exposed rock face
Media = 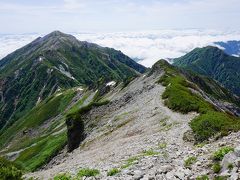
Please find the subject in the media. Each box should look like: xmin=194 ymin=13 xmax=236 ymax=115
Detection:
xmin=220 ymin=146 xmax=240 ymax=179
xmin=66 ymin=115 xmax=85 ymax=152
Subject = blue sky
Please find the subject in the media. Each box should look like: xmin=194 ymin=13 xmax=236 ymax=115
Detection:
xmin=0 ymin=0 xmax=240 ymax=33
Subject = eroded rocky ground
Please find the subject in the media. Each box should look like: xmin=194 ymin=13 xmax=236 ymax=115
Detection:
xmin=27 ymin=72 xmax=240 ymax=180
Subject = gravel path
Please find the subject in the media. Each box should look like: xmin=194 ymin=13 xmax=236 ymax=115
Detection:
xmin=27 ymin=73 xmax=240 ymax=180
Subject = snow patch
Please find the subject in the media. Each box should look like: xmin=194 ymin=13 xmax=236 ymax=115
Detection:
xmin=76 ymin=87 xmax=84 ymax=91
xmin=106 ymin=81 xmax=116 ymax=87
xmin=36 ymin=97 xmax=41 ymax=105
xmin=39 ymin=56 xmax=44 ymax=62
xmin=55 ymin=93 xmax=63 ymax=97
xmin=56 ymin=65 xmax=76 ymax=80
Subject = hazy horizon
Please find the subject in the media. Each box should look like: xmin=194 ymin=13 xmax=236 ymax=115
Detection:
xmin=1 ymin=0 xmax=240 ymax=34
xmin=1 ymin=29 xmax=240 ymax=67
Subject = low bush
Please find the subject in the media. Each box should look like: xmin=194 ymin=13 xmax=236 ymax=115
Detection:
xmin=158 ymin=142 xmax=167 ymax=149
xmin=184 ymin=156 xmax=197 ymax=168
xmin=214 ymin=176 xmax=228 ymax=180
xmin=228 ymin=163 xmax=234 ymax=170
xmin=212 ymin=162 xmax=221 ymax=173
xmin=213 ymin=146 xmax=234 ymax=161
xmin=77 ymin=168 xmax=100 ymax=177
xmin=121 ymin=156 xmax=140 ymax=169
xmin=0 ymin=157 xmax=22 ymax=180
xmin=190 ymin=112 xmax=240 ymax=142
xmin=53 ymin=173 xmax=72 ymax=180
xmin=142 ymin=149 xmax=159 ymax=156
xmin=107 ymin=168 xmax=120 ymax=176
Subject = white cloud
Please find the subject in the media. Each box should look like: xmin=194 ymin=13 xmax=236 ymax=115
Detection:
xmin=0 ymin=34 xmax=40 ymax=59
xmin=74 ymin=29 xmax=240 ymax=67
xmin=1 ymin=29 xmax=240 ymax=67
xmin=63 ymin=0 xmax=88 ymax=11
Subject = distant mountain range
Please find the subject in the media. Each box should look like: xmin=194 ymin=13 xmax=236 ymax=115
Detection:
xmin=174 ymin=46 xmax=240 ymax=96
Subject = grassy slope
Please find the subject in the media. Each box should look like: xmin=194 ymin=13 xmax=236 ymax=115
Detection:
xmin=15 ymin=132 xmax=67 ymax=172
xmin=0 ymin=89 xmax=83 ymax=172
xmin=173 ymin=46 xmax=240 ymax=96
xmin=0 ymin=31 xmax=145 ymax=131
xmin=0 ymin=89 xmax=76 ymax=149
xmin=156 ymin=60 xmax=240 ymax=141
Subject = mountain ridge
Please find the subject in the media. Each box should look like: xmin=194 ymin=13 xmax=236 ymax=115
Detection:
xmin=0 ymin=31 xmax=146 ymax=130
xmin=173 ymin=46 xmax=240 ymax=96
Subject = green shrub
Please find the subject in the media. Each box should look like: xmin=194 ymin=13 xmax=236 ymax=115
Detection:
xmin=157 ymin=64 xmax=240 ymax=142
xmin=184 ymin=156 xmax=197 ymax=168
xmin=77 ymin=168 xmax=100 ymax=177
xmin=227 ymin=163 xmax=234 ymax=170
xmin=0 ymin=157 xmax=22 ymax=180
xmin=142 ymin=149 xmax=159 ymax=156
xmin=158 ymin=142 xmax=167 ymax=149
xmin=54 ymin=173 xmax=72 ymax=180
xmin=212 ymin=162 xmax=221 ymax=173
xmin=121 ymin=156 xmax=140 ymax=169
xmin=214 ymin=176 xmax=228 ymax=180
xmin=196 ymin=175 xmax=209 ymax=180
xmin=107 ymin=168 xmax=120 ymax=176
xmin=213 ymin=146 xmax=234 ymax=161
xmin=190 ymin=112 xmax=240 ymax=142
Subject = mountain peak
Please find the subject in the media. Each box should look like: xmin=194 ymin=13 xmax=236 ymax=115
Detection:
xmin=44 ymin=30 xmax=72 ymax=38
xmin=174 ymin=46 xmax=240 ymax=96
xmin=39 ymin=30 xmax=76 ymax=43
xmin=49 ymin=30 xmax=65 ymax=36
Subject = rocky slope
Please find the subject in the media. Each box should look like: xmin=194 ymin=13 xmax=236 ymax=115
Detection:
xmin=0 ymin=31 xmax=145 ymax=130
xmin=173 ymin=46 xmax=240 ymax=96
xmin=26 ymin=60 xmax=240 ymax=180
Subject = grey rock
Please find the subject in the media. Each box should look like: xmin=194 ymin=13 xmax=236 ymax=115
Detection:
xmin=133 ymin=170 xmax=144 ymax=180
xmin=166 ymin=171 xmax=175 ymax=179
xmin=157 ymin=165 xmax=173 ymax=174
xmin=221 ymin=152 xmax=237 ymax=172
xmin=234 ymin=158 xmax=240 ymax=167
xmin=234 ymin=146 xmax=240 ymax=157
xmin=230 ymin=172 xmax=239 ymax=180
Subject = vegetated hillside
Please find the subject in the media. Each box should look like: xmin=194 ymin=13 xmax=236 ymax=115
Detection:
xmin=25 ymin=59 xmax=240 ymax=180
xmin=173 ymin=46 xmax=240 ymax=96
xmin=0 ymin=87 xmax=97 ymax=172
xmin=214 ymin=40 xmax=240 ymax=57
xmin=154 ymin=60 xmax=240 ymax=141
xmin=0 ymin=31 xmax=146 ymax=130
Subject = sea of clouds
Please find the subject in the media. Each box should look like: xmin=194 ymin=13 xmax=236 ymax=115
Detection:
xmin=1 ymin=29 xmax=240 ymax=67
